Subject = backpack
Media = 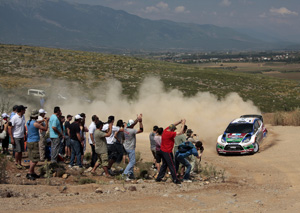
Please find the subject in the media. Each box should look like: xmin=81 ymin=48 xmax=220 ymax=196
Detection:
xmin=178 ymin=141 xmax=194 ymax=153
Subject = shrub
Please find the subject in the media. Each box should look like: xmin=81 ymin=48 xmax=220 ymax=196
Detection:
xmin=77 ymin=178 xmax=96 ymax=185
xmin=0 ymin=154 xmax=8 ymax=184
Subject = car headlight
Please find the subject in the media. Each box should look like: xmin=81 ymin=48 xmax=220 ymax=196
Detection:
xmin=221 ymin=137 xmax=226 ymax=143
xmin=242 ymin=137 xmax=250 ymax=143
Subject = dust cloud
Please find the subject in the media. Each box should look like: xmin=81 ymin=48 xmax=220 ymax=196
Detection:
xmin=57 ymin=77 xmax=260 ymax=143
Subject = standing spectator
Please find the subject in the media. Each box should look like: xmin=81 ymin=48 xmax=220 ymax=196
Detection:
xmin=26 ymin=109 xmax=49 ymax=180
xmin=8 ymin=105 xmax=27 ymax=169
xmin=149 ymin=125 xmax=158 ymax=168
xmin=37 ymin=109 xmax=47 ymax=161
xmin=155 ymin=119 xmax=186 ymax=184
xmin=0 ymin=120 xmax=8 ymax=140
xmin=102 ymin=115 xmax=120 ymax=175
xmin=174 ymin=125 xmax=187 ymax=154
xmin=1 ymin=113 xmax=10 ymax=154
xmin=175 ymin=141 xmax=203 ymax=182
xmin=113 ymin=119 xmax=125 ymax=164
xmin=64 ymin=115 xmax=73 ymax=161
xmin=154 ymin=127 xmax=164 ymax=175
xmin=186 ymin=129 xmax=197 ymax=174
xmin=59 ymin=115 xmax=66 ymax=156
xmin=122 ymin=114 xmax=143 ymax=180
xmin=80 ymin=113 xmax=88 ymax=165
xmin=10 ymin=105 xmax=18 ymax=120
xmin=91 ymin=120 xmax=112 ymax=176
xmin=69 ymin=114 xmax=84 ymax=168
xmin=88 ymin=115 xmax=99 ymax=168
xmin=49 ymin=106 xmax=63 ymax=164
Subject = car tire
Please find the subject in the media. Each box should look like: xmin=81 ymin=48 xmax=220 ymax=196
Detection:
xmin=253 ymin=142 xmax=259 ymax=153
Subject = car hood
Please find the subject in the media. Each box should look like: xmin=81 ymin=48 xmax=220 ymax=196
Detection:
xmin=225 ymin=133 xmax=248 ymax=143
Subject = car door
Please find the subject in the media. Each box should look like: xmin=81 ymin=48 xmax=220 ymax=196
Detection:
xmin=255 ymin=120 xmax=263 ymax=143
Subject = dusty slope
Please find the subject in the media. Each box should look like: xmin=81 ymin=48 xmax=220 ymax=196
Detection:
xmin=0 ymin=125 xmax=299 ymax=212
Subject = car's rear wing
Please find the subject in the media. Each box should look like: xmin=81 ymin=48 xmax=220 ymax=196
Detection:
xmin=240 ymin=114 xmax=263 ymax=122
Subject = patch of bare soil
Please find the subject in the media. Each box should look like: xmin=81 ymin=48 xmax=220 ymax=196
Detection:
xmin=0 ymin=125 xmax=300 ymax=212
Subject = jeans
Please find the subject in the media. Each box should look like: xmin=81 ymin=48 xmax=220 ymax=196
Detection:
xmin=69 ymin=139 xmax=82 ymax=167
xmin=59 ymin=138 xmax=65 ymax=155
xmin=123 ymin=149 xmax=135 ymax=176
xmin=175 ymin=156 xmax=192 ymax=180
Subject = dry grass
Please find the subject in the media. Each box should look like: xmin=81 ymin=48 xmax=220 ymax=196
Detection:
xmin=264 ymin=108 xmax=300 ymax=126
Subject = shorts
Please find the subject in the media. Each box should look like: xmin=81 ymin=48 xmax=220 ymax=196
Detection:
xmin=107 ymin=144 xmax=118 ymax=160
xmin=65 ymin=136 xmax=71 ymax=147
xmin=155 ymin=150 xmax=163 ymax=163
xmin=27 ymin=142 xmax=40 ymax=163
xmin=96 ymin=153 xmax=109 ymax=167
xmin=13 ymin=137 xmax=24 ymax=152
xmin=151 ymin=149 xmax=156 ymax=159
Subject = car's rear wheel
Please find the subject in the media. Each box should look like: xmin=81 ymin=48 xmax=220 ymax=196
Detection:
xmin=253 ymin=142 xmax=259 ymax=153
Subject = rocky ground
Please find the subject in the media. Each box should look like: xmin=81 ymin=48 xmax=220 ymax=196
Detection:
xmin=0 ymin=125 xmax=300 ymax=212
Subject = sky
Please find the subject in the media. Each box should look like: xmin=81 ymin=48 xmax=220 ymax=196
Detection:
xmin=66 ymin=0 xmax=300 ymax=42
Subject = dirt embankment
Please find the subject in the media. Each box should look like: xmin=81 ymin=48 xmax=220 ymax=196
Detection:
xmin=0 ymin=125 xmax=300 ymax=212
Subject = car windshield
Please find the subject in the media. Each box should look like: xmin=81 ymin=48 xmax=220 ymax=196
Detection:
xmin=225 ymin=123 xmax=253 ymax=133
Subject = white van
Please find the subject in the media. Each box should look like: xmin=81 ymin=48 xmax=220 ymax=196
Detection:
xmin=27 ymin=89 xmax=46 ymax=97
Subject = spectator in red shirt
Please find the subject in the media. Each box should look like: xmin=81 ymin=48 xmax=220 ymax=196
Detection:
xmin=155 ymin=119 xmax=186 ymax=184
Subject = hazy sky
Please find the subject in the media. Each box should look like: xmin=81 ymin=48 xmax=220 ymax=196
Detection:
xmin=66 ymin=0 xmax=300 ymax=42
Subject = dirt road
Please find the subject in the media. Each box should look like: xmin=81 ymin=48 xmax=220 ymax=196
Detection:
xmin=1 ymin=125 xmax=299 ymax=212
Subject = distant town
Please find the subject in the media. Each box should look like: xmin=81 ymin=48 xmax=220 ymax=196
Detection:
xmin=147 ymin=51 xmax=300 ymax=64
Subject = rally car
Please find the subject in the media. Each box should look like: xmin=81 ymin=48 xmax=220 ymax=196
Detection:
xmin=216 ymin=115 xmax=268 ymax=155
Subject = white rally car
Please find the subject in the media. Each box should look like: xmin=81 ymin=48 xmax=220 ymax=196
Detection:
xmin=216 ymin=115 xmax=268 ymax=155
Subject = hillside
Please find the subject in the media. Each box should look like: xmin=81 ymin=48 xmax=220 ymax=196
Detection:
xmin=0 ymin=0 xmax=277 ymax=52
xmin=0 ymin=44 xmax=299 ymax=112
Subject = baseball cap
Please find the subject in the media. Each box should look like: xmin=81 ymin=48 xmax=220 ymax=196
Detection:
xmin=39 ymin=109 xmax=47 ymax=114
xmin=30 ymin=109 xmax=39 ymax=117
xmin=127 ymin=119 xmax=134 ymax=127
xmin=74 ymin=114 xmax=83 ymax=120
xmin=1 ymin=113 xmax=9 ymax=118
xmin=17 ymin=105 xmax=27 ymax=112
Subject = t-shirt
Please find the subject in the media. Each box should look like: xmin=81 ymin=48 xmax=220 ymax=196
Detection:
xmin=102 ymin=124 xmax=120 ymax=145
xmin=174 ymin=134 xmax=186 ymax=153
xmin=65 ymin=121 xmax=71 ymax=135
xmin=113 ymin=131 xmax=124 ymax=144
xmin=49 ymin=114 xmax=61 ymax=138
xmin=94 ymin=129 xmax=107 ymax=154
xmin=88 ymin=122 xmax=96 ymax=145
xmin=10 ymin=113 xmax=25 ymax=138
xmin=69 ymin=122 xmax=81 ymax=142
xmin=26 ymin=120 xmax=40 ymax=143
xmin=154 ymin=135 xmax=162 ymax=151
xmin=123 ymin=128 xmax=138 ymax=150
xmin=160 ymin=127 xmax=177 ymax=153
xmin=149 ymin=132 xmax=156 ymax=150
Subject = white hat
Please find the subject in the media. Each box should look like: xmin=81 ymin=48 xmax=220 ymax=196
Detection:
xmin=1 ymin=113 xmax=9 ymax=118
xmin=39 ymin=109 xmax=47 ymax=114
xmin=75 ymin=114 xmax=83 ymax=120
xmin=127 ymin=119 xmax=135 ymax=127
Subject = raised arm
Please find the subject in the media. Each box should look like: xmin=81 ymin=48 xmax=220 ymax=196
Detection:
xmin=176 ymin=119 xmax=186 ymax=135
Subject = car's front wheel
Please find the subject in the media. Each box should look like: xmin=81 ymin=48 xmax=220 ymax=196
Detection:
xmin=253 ymin=142 xmax=259 ymax=153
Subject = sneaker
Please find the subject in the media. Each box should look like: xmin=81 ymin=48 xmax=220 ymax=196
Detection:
xmin=26 ymin=174 xmax=36 ymax=180
xmin=108 ymin=169 xmax=115 ymax=176
xmin=68 ymin=165 xmax=73 ymax=168
xmin=155 ymin=178 xmax=162 ymax=182
xmin=125 ymin=177 xmax=131 ymax=181
xmin=183 ymin=179 xmax=192 ymax=183
xmin=173 ymin=179 xmax=181 ymax=184
xmin=31 ymin=173 xmax=40 ymax=178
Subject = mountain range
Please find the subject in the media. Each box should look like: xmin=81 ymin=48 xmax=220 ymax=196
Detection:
xmin=0 ymin=0 xmax=296 ymax=53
